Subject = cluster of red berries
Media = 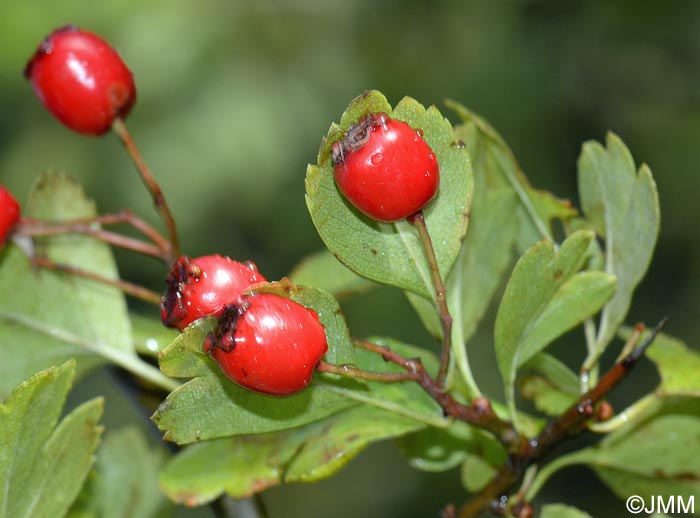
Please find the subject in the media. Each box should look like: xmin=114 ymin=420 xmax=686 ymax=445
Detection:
xmin=160 ymin=255 xmax=328 ymax=395
xmin=22 ymin=25 xmax=442 ymax=397
xmin=23 ymin=26 xmax=330 ymax=397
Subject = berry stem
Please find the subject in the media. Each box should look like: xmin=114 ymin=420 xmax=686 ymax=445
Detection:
xmin=17 ymin=220 xmax=165 ymax=261
xmin=112 ymin=117 xmax=181 ymax=262
xmin=407 ymin=211 xmax=453 ymax=388
xmin=353 ymin=339 xmax=516 ymax=446
xmin=30 ymin=256 xmax=161 ymax=305
xmin=317 ymin=360 xmax=420 ymax=383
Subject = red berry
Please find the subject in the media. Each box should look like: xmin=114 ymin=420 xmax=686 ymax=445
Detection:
xmin=161 ymin=255 xmax=267 ymax=331
xmin=24 ymin=25 xmax=136 ymax=136
xmin=204 ymin=293 xmax=328 ymax=396
xmin=0 ymin=186 xmax=20 ymax=247
xmin=331 ymin=112 xmax=439 ymax=222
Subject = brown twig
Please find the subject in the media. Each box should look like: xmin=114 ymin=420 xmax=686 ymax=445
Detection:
xmin=31 ymin=256 xmax=161 ymax=305
xmin=17 ymin=222 xmax=165 ymax=261
xmin=352 ymin=339 xmax=517 ymax=445
xmin=407 ymin=211 xmax=453 ymax=388
xmin=456 ymin=318 xmax=667 ymax=518
xmin=317 ymin=360 xmax=420 ymax=383
xmin=20 ymin=209 xmax=170 ymax=253
xmin=112 ymin=117 xmax=181 ymax=261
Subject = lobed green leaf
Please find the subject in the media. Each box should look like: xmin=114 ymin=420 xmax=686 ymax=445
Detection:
xmin=645 ymin=332 xmax=700 ymax=397
xmin=578 ymin=133 xmax=660 ymax=357
xmin=494 ymin=230 xmax=616 ymax=430
xmin=397 ymin=420 xmax=505 ymax=477
xmin=160 ymin=405 xmax=424 ymax=504
xmin=0 ymin=361 xmax=103 ymax=518
xmin=0 ymin=172 xmax=136 ymax=396
xmin=71 ymin=426 xmax=169 ymax=518
xmin=306 ymin=91 xmax=472 ymax=299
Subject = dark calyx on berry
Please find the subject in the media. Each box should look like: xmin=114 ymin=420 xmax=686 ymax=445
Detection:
xmin=160 ymin=256 xmax=201 ymax=329
xmin=203 ymin=302 xmax=248 ymax=354
xmin=331 ymin=113 xmax=389 ymax=165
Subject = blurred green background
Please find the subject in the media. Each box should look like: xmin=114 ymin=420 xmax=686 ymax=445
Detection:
xmin=2 ymin=1 xmax=699 ymax=517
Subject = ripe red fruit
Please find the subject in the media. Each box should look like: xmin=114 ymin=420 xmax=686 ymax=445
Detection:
xmin=204 ymin=293 xmax=328 ymax=396
xmin=0 ymin=186 xmax=20 ymax=247
xmin=331 ymin=112 xmax=439 ymax=222
xmin=161 ymin=255 xmax=267 ymax=331
xmin=24 ymin=25 xmax=136 ymax=136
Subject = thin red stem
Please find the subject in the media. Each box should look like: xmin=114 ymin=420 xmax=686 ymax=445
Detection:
xmin=17 ymin=224 xmax=164 ymax=261
xmin=407 ymin=211 xmax=453 ymax=387
xmin=353 ymin=338 xmax=517 ymax=445
xmin=317 ymin=360 xmax=420 ymax=383
xmin=112 ymin=117 xmax=180 ymax=262
xmin=31 ymin=256 xmax=161 ymax=305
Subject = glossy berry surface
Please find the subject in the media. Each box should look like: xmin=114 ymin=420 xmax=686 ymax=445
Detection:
xmin=331 ymin=112 xmax=439 ymax=222
xmin=0 ymin=186 xmax=20 ymax=246
xmin=204 ymin=293 xmax=328 ymax=396
xmin=161 ymin=255 xmax=267 ymax=331
xmin=24 ymin=25 xmax=136 ymax=136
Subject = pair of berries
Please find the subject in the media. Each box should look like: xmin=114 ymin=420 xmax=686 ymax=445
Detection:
xmin=161 ymin=255 xmax=328 ymax=396
xmin=0 ymin=187 xmax=20 ymax=247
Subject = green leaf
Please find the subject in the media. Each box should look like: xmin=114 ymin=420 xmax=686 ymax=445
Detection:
xmin=160 ymin=431 xmax=305 ymax=504
xmin=593 ymin=397 xmax=700 ymax=506
xmin=412 ymin=101 xmax=574 ymax=392
xmin=460 ymin=454 xmax=497 ymax=493
xmin=0 ymin=244 xmax=103 ymax=397
xmin=73 ymin=426 xmax=169 ymax=518
xmin=540 ymin=504 xmax=593 ymax=518
xmin=27 ymin=172 xmax=133 ymax=355
xmin=160 ymin=405 xmax=423 ymax=504
xmin=397 ymin=420 xmax=505 ymax=474
xmin=645 ymin=332 xmax=700 ymax=397
xmin=519 ymin=353 xmax=579 ymax=416
xmin=0 ymin=172 xmax=152 ymax=396
xmin=284 ymin=405 xmax=422 ymax=482
xmin=524 ymin=352 xmax=580 ymax=395
xmin=495 ymin=230 xmax=616 ymax=430
xmin=519 ymin=375 xmax=578 ymax=416
xmin=153 ymin=283 xmax=359 ymax=443
xmin=288 ymin=249 xmax=375 ymax=301
xmin=578 ymin=133 xmax=660 ymax=355
xmin=0 ymin=361 xmax=103 ymax=518
xmin=533 ymin=397 xmax=700 ymax=508
xmin=446 ymin=100 xmax=577 ymax=247
xmin=306 ymin=91 xmax=473 ymax=298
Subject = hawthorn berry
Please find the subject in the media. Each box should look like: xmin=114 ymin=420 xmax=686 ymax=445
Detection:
xmin=331 ymin=112 xmax=439 ymax=222
xmin=0 ymin=186 xmax=20 ymax=247
xmin=24 ymin=25 xmax=136 ymax=136
xmin=161 ymin=255 xmax=267 ymax=331
xmin=204 ymin=293 xmax=328 ymax=396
